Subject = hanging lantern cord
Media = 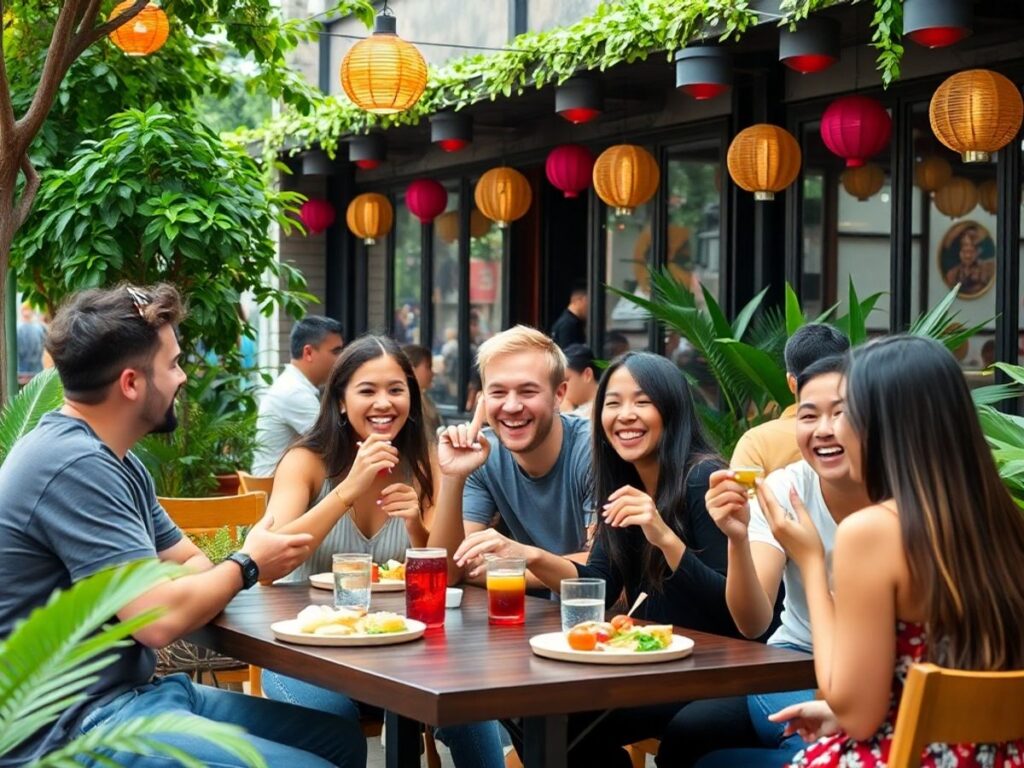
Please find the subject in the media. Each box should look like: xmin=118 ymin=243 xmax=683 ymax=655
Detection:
xmin=380 ymin=0 xmax=392 ymax=17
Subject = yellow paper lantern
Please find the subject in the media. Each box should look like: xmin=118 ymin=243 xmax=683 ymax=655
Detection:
xmin=933 ymin=177 xmax=978 ymax=219
xmin=346 ymin=193 xmax=393 ymax=245
xmin=340 ymin=13 xmax=427 ymax=115
xmin=914 ymin=155 xmax=953 ymax=193
xmin=727 ymin=124 xmax=802 ymax=201
xmin=108 ymin=1 xmax=168 ymax=56
xmin=592 ymin=145 xmax=660 ymax=215
xmin=435 ymin=209 xmax=493 ymax=244
xmin=841 ymin=163 xmax=886 ymax=201
xmin=929 ymin=69 xmax=1024 ymax=163
xmin=978 ymin=179 xmax=998 ymax=215
xmin=474 ymin=167 xmax=532 ymax=228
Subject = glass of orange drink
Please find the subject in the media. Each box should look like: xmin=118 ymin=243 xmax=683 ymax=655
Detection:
xmin=487 ymin=558 xmax=526 ymax=625
xmin=732 ymin=466 xmax=765 ymax=497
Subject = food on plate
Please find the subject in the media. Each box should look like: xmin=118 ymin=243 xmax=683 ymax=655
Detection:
xmin=565 ymin=618 xmax=673 ymax=653
xmin=294 ymin=605 xmax=408 ymax=636
xmin=377 ymin=559 xmax=406 ymax=581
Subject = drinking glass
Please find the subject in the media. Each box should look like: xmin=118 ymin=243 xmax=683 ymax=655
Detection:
xmin=732 ymin=466 xmax=765 ymax=497
xmin=332 ymin=553 xmax=372 ymax=612
xmin=560 ymin=578 xmax=605 ymax=631
xmin=487 ymin=558 xmax=526 ymax=625
xmin=405 ymin=548 xmax=447 ymax=627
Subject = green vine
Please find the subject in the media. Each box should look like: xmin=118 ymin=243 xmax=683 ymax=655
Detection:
xmin=242 ymin=0 xmax=903 ymax=165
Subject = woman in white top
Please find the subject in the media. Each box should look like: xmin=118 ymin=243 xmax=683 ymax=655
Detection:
xmin=262 ymin=335 xmax=504 ymax=768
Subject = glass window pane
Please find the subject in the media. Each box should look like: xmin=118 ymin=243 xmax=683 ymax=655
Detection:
xmin=392 ymin=193 xmax=421 ymax=344
xmin=366 ymin=236 xmax=388 ymax=333
xmin=431 ymin=188 xmax=461 ymax=407
xmin=604 ymin=201 xmax=653 ymax=354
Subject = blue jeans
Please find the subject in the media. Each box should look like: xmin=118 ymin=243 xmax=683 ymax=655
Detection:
xmin=263 ymin=669 xmax=506 ymax=768
xmin=77 ymin=673 xmax=366 ymax=767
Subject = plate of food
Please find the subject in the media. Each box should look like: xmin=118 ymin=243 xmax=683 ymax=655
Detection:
xmin=271 ymin=605 xmax=426 ymax=647
xmin=309 ymin=559 xmax=406 ymax=593
xmin=530 ymin=616 xmax=694 ymax=664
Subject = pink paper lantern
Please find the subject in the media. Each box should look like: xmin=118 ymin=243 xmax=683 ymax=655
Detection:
xmin=545 ymin=144 xmax=595 ymax=199
xmin=405 ymin=178 xmax=448 ymax=224
xmin=819 ymin=95 xmax=892 ymax=168
xmin=299 ymin=198 xmax=335 ymax=234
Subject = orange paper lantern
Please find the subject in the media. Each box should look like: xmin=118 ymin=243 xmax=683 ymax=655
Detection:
xmin=435 ymin=209 xmax=493 ymax=244
xmin=108 ymin=1 xmax=168 ymax=56
xmin=933 ymin=177 xmax=978 ymax=219
xmin=346 ymin=193 xmax=393 ymax=245
xmin=727 ymin=124 xmax=802 ymax=201
xmin=592 ymin=145 xmax=660 ymax=215
xmin=841 ymin=163 xmax=886 ymax=201
xmin=914 ymin=155 xmax=953 ymax=193
xmin=978 ymin=179 xmax=998 ymax=215
xmin=340 ymin=13 xmax=427 ymax=115
xmin=929 ymin=69 xmax=1024 ymax=163
xmin=474 ymin=167 xmax=532 ymax=228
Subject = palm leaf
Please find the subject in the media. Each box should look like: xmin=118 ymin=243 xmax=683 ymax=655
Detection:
xmin=37 ymin=713 xmax=266 ymax=768
xmin=717 ymin=339 xmax=794 ymax=408
xmin=993 ymin=363 xmax=1024 ymax=389
xmin=785 ymin=283 xmax=804 ymax=336
xmin=909 ymin=283 xmax=963 ymax=337
xmin=731 ymin=285 xmax=770 ymax=341
xmin=701 ymin=284 xmax=732 ymax=339
xmin=973 ymin=381 xmax=1024 ymax=406
xmin=0 ymin=369 xmax=63 ymax=464
xmin=0 ymin=560 xmax=181 ymax=756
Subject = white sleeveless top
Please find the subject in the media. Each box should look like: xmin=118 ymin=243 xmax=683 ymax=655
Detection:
xmin=279 ymin=480 xmax=412 ymax=584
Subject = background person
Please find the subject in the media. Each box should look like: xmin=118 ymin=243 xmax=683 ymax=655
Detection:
xmin=402 ymin=343 xmax=441 ymax=436
xmin=550 ymin=282 xmax=588 ymax=349
xmin=562 ymin=343 xmax=599 ymax=418
xmin=16 ymin=303 xmax=46 ymax=381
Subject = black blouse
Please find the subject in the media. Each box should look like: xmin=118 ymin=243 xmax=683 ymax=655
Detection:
xmin=574 ymin=459 xmax=741 ymax=638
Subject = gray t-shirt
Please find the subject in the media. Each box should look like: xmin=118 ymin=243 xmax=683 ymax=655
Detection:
xmin=463 ymin=413 xmax=592 ymax=554
xmin=0 ymin=412 xmax=182 ymax=766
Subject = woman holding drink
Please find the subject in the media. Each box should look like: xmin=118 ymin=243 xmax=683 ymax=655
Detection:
xmin=455 ymin=352 xmax=737 ymax=767
xmin=262 ymin=335 xmax=505 ymax=768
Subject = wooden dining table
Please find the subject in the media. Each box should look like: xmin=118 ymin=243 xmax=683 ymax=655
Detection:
xmin=188 ymin=583 xmax=816 ymax=768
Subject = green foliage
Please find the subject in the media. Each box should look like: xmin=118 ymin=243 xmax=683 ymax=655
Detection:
xmin=15 ymin=105 xmax=313 ymax=366
xmin=249 ymin=0 xmax=904 ymax=165
xmin=0 ymin=369 xmax=63 ymax=466
xmin=974 ymin=364 xmax=1024 ymax=509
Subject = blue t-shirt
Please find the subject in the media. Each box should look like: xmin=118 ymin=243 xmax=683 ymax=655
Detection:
xmin=463 ymin=413 xmax=592 ymax=554
xmin=0 ymin=412 xmax=182 ymax=766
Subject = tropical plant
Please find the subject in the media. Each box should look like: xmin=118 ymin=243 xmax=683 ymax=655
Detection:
xmin=0 ymin=559 xmax=265 ymax=767
xmin=974 ymin=363 xmax=1024 ymax=509
xmin=0 ymin=369 xmax=63 ymax=465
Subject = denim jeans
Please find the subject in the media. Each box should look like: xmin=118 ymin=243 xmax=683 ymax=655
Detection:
xmin=77 ymin=673 xmax=366 ymax=767
xmin=262 ymin=668 xmax=506 ymax=768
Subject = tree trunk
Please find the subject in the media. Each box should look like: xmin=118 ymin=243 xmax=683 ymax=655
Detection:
xmin=0 ymin=169 xmax=16 ymax=405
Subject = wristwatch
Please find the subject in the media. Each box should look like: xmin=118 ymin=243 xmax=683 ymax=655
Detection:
xmin=226 ymin=552 xmax=260 ymax=589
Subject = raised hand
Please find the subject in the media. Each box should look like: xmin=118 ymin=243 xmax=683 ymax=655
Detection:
xmin=602 ymin=485 xmax=675 ymax=548
xmin=336 ymin=432 xmax=399 ymax=502
xmin=706 ymin=469 xmax=753 ymax=543
xmin=241 ymin=514 xmax=314 ymax=583
xmin=756 ymin=480 xmax=824 ymax=569
xmin=453 ymin=528 xmax=530 ymax=578
xmin=768 ymin=699 xmax=840 ymax=742
xmin=437 ymin=396 xmax=491 ymax=478
xmin=379 ymin=483 xmax=421 ymax=524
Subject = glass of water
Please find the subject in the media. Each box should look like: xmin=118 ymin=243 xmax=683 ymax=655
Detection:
xmin=332 ymin=553 xmax=372 ymax=612
xmin=560 ymin=578 xmax=606 ymax=631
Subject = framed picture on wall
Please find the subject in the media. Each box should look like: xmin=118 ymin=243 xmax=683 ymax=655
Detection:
xmin=937 ymin=220 xmax=996 ymax=300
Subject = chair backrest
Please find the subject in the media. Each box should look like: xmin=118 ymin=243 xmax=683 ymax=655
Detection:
xmin=888 ymin=662 xmax=1024 ymax=767
xmin=236 ymin=471 xmax=274 ymax=498
xmin=159 ymin=492 xmax=266 ymax=535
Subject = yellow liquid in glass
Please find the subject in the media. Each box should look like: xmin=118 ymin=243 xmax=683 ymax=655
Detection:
xmin=487 ymin=573 xmax=526 ymax=591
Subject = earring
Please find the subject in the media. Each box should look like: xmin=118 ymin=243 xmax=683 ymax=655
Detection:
xmin=340 ymin=412 xmax=348 ymax=427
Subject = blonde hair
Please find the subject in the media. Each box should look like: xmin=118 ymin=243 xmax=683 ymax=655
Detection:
xmin=476 ymin=325 xmax=567 ymax=390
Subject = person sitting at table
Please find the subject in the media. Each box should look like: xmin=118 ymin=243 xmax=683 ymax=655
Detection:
xmin=659 ymin=355 xmax=870 ymax=768
xmin=261 ymin=335 xmax=505 ymax=768
xmin=453 ymin=351 xmax=739 ymax=768
xmin=0 ymin=284 xmax=365 ymax=768
xmin=764 ymin=337 xmax=1024 ymax=767
xmin=430 ymin=325 xmax=594 ymax=588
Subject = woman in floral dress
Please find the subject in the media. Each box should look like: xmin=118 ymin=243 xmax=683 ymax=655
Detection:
xmin=756 ymin=336 xmax=1024 ymax=768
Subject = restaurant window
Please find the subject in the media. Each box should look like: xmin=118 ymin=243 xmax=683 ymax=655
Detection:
xmin=391 ymin=192 xmax=421 ymax=344
xmin=366 ymin=236 xmax=388 ymax=334
xmin=604 ymin=200 xmax=654 ymax=354
xmin=431 ymin=188 xmax=461 ymax=407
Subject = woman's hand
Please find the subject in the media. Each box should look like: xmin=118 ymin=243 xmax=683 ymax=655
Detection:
xmin=335 ymin=433 xmax=399 ymax=503
xmin=755 ymin=481 xmax=825 ymax=569
xmin=602 ymin=485 xmax=677 ymax=550
xmin=705 ymin=470 xmax=752 ymax=543
xmin=768 ymin=699 xmax=840 ymax=742
xmin=379 ymin=483 xmax=421 ymax=524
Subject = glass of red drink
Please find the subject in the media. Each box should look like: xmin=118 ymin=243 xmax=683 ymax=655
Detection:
xmin=487 ymin=557 xmax=526 ymax=625
xmin=405 ymin=548 xmax=447 ymax=628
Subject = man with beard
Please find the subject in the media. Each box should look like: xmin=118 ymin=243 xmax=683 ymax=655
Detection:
xmin=0 ymin=284 xmax=365 ymax=768
xmin=429 ymin=325 xmax=593 ymax=586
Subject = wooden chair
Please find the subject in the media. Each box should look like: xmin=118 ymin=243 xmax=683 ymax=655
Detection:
xmin=160 ymin=492 xmax=267 ymax=696
xmin=627 ymin=738 xmax=659 ymax=767
xmin=236 ymin=471 xmax=274 ymax=498
xmin=888 ymin=662 xmax=1024 ymax=767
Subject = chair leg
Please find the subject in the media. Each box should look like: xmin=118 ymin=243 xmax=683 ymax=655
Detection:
xmin=248 ymin=665 xmax=263 ymax=697
xmin=424 ymin=730 xmax=441 ymax=768
xmin=626 ymin=743 xmax=647 ymax=768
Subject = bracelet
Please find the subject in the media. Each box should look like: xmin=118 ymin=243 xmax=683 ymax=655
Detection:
xmin=333 ymin=484 xmax=349 ymax=507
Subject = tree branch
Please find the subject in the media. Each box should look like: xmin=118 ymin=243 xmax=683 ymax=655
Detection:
xmin=75 ymin=0 xmax=104 ymax=41
xmin=68 ymin=0 xmax=148 ymax=61
xmin=0 ymin=0 xmax=15 ymax=143
xmin=15 ymin=0 xmax=85 ymax=144
xmin=13 ymin=154 xmax=40 ymax=231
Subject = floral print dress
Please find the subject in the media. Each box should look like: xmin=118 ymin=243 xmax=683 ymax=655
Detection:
xmin=788 ymin=621 xmax=1024 ymax=768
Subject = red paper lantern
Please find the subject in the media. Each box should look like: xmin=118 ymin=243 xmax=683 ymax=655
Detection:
xmin=405 ymin=179 xmax=448 ymax=224
xmin=299 ymin=198 xmax=336 ymax=235
xmin=820 ymin=95 xmax=892 ymax=168
xmin=545 ymin=144 xmax=595 ymax=199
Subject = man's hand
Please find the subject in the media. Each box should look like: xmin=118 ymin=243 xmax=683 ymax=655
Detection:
xmin=241 ymin=515 xmax=314 ymax=583
xmin=706 ymin=469 xmax=752 ymax=543
xmin=437 ymin=397 xmax=491 ymax=478
xmin=454 ymin=528 xmax=531 ymax=578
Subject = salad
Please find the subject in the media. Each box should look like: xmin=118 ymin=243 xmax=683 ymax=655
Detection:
xmin=566 ymin=614 xmax=673 ymax=652
xmin=374 ymin=559 xmax=406 ymax=582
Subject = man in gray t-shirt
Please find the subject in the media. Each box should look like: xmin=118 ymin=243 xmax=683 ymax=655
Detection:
xmin=428 ymin=326 xmax=593 ymax=585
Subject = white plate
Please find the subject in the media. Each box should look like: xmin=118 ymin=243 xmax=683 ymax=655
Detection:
xmin=529 ymin=632 xmax=695 ymax=664
xmin=270 ymin=618 xmax=426 ymax=647
xmin=309 ymin=572 xmax=405 ymax=592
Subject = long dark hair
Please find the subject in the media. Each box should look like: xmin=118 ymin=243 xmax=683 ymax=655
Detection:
xmin=592 ymin=352 xmax=722 ymax=591
xmin=292 ymin=335 xmax=434 ymax=506
xmin=845 ymin=335 xmax=1024 ymax=669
